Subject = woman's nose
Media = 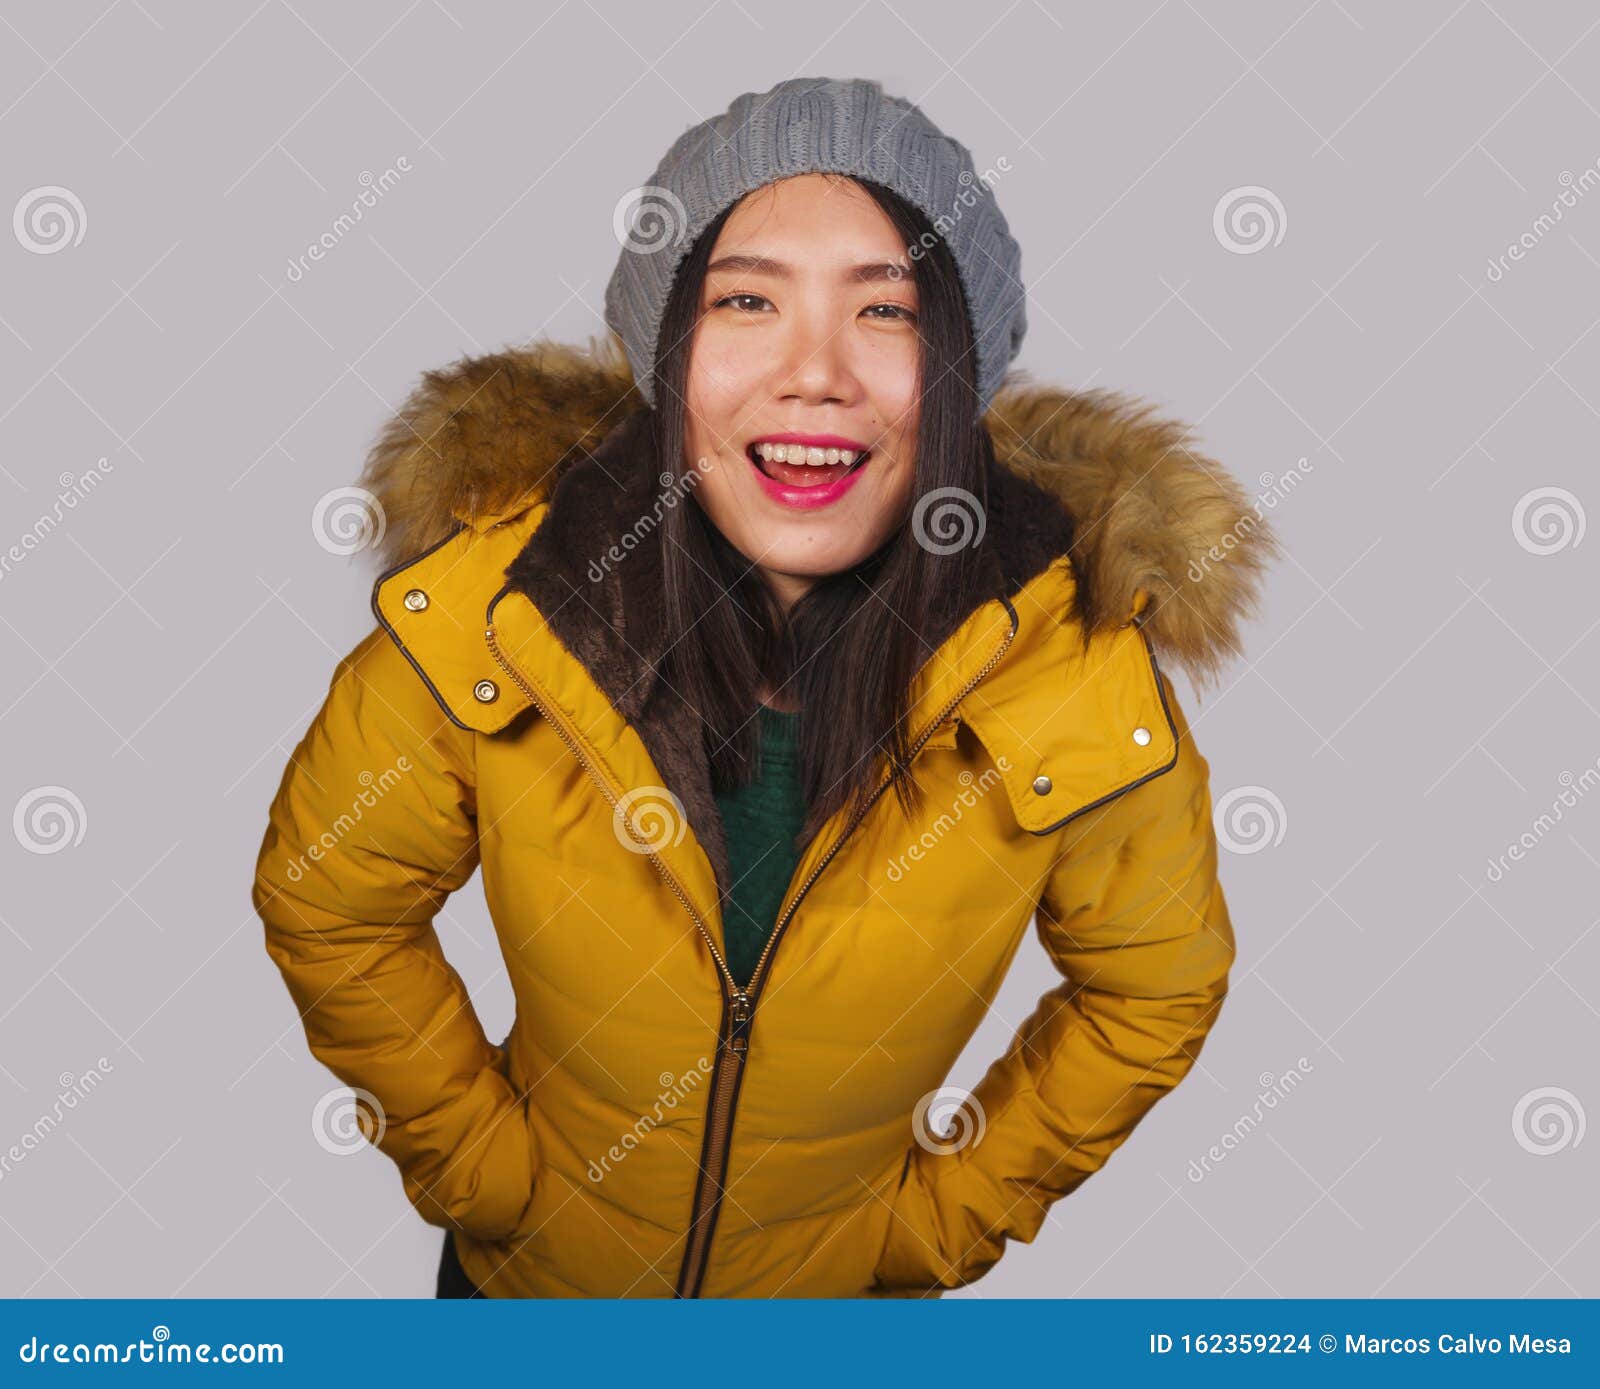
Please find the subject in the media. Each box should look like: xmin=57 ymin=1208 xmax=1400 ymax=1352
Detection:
xmin=772 ymin=312 xmax=858 ymax=403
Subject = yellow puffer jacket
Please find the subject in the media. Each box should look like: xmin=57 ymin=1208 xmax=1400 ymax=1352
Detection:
xmin=251 ymin=338 xmax=1274 ymax=1298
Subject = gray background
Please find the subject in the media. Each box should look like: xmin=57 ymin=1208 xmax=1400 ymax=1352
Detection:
xmin=1 ymin=0 xmax=1596 ymax=1298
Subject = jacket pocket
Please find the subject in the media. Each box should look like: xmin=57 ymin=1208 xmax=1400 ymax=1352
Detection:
xmin=867 ymin=1146 xmax=948 ymax=1296
xmin=405 ymin=1059 xmax=540 ymax=1243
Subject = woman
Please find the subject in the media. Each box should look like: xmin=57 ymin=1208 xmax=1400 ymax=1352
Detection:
xmin=253 ymin=76 xmax=1273 ymax=1299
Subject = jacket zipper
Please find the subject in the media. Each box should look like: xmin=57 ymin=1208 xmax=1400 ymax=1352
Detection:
xmin=485 ymin=604 xmax=1017 ymax=1299
xmin=675 ymin=600 xmax=1019 ymax=1298
xmin=485 ymin=621 xmax=750 ymax=1299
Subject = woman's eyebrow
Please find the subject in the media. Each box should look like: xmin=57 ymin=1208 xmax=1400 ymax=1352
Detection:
xmin=706 ymin=253 xmax=910 ymax=285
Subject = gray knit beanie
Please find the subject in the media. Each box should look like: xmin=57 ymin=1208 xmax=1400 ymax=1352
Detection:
xmin=603 ymin=75 xmax=1026 ymax=413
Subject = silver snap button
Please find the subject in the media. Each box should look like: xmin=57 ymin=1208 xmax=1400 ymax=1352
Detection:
xmin=403 ymin=588 xmax=429 ymax=612
xmin=1032 ymin=774 xmax=1053 ymax=795
xmin=1132 ymin=726 xmax=1151 ymax=746
xmin=473 ymin=679 xmax=499 ymax=704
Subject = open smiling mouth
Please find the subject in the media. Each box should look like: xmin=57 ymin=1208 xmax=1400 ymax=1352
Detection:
xmin=745 ymin=441 xmax=872 ymax=488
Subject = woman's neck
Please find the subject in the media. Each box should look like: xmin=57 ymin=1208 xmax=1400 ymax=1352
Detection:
xmin=756 ymin=681 xmax=800 ymax=714
xmin=760 ymin=567 xmax=814 ymax=614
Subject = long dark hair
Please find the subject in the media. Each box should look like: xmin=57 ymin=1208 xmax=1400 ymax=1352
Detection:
xmin=650 ymin=176 xmax=1000 ymax=848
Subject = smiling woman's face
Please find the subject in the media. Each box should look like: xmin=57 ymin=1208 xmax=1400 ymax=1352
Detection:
xmin=682 ymin=174 xmax=921 ymax=610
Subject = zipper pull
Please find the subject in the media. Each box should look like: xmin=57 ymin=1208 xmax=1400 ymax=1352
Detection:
xmin=729 ymin=992 xmax=753 ymax=1056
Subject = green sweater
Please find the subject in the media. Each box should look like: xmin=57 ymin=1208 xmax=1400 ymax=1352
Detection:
xmin=713 ymin=706 xmax=807 ymax=991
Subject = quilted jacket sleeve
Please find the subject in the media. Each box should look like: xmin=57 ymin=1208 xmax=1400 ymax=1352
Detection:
xmin=251 ymin=624 xmax=537 ymax=1240
xmin=873 ymin=669 xmax=1235 ymax=1292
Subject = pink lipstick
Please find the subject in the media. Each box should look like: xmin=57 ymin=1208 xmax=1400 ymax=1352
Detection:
xmin=745 ymin=432 xmax=874 ymax=510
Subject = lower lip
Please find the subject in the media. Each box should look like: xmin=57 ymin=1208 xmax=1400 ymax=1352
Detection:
xmin=747 ymin=451 xmax=870 ymax=510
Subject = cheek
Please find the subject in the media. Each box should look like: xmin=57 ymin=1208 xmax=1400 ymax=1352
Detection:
xmin=683 ymin=454 xmax=747 ymax=541
xmin=865 ymin=457 xmax=916 ymax=542
xmin=687 ymin=332 xmax=760 ymax=407
xmin=861 ymin=348 xmax=920 ymax=415
xmin=884 ymin=449 xmax=917 ymax=502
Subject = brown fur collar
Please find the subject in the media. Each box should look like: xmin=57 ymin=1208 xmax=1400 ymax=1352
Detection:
xmin=358 ymin=336 xmax=1275 ymax=899
xmin=359 ymin=335 xmax=1275 ymax=685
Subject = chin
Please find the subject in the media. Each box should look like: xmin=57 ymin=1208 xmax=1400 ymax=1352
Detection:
xmin=743 ymin=533 xmax=876 ymax=580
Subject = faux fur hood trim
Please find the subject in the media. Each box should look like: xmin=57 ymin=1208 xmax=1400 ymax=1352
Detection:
xmin=357 ymin=335 xmax=1275 ymax=683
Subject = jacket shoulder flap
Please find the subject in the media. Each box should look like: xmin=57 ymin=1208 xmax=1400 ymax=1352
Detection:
xmin=370 ymin=501 xmax=546 ymax=734
xmin=958 ymin=611 xmax=1182 ymax=837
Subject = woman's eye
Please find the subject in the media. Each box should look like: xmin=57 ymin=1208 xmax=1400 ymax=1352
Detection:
xmin=713 ymin=292 xmax=772 ymax=313
xmin=863 ymin=302 xmax=917 ymax=322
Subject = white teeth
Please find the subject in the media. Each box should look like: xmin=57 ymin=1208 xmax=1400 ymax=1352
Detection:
xmin=754 ymin=442 xmax=864 ymax=467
